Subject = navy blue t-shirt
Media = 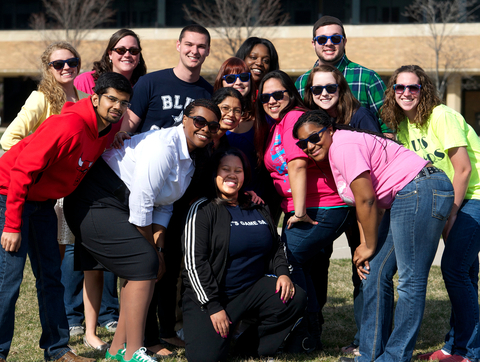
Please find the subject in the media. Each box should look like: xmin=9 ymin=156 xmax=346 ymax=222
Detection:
xmin=349 ymin=106 xmax=382 ymax=133
xmin=130 ymin=68 xmax=213 ymax=133
xmin=223 ymin=206 xmax=273 ymax=296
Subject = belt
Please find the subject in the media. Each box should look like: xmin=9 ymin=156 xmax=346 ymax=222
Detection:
xmin=413 ymin=166 xmax=444 ymax=180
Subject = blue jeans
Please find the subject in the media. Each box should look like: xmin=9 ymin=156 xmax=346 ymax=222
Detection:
xmin=61 ymin=244 xmax=119 ymax=328
xmin=282 ymin=207 xmax=352 ymax=312
xmin=441 ymin=198 xmax=480 ymax=362
xmin=357 ymin=171 xmax=454 ymax=362
xmin=0 ymin=194 xmax=70 ymax=360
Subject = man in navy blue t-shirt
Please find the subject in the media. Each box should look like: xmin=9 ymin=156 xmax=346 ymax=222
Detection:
xmin=120 ymin=24 xmax=213 ymax=133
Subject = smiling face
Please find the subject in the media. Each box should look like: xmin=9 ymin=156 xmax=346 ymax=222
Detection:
xmin=297 ymin=122 xmax=333 ymax=162
xmin=108 ymin=35 xmax=140 ymax=79
xmin=176 ymin=31 xmax=210 ymax=71
xmin=313 ymin=24 xmax=346 ymax=65
xmin=216 ymin=154 xmax=244 ymax=202
xmin=394 ymin=72 xmax=421 ymax=120
xmin=222 ymin=74 xmax=251 ymax=97
xmin=218 ymin=96 xmax=242 ymax=131
xmin=261 ymin=78 xmax=289 ymax=121
xmin=244 ymin=44 xmax=271 ymax=85
xmin=311 ymin=72 xmax=339 ymax=116
xmin=92 ymin=88 xmax=131 ymax=129
xmin=183 ymin=106 xmax=217 ymax=152
xmin=49 ymin=49 xmax=78 ymax=87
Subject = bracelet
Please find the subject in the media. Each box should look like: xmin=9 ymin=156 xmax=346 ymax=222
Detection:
xmin=294 ymin=212 xmax=307 ymax=219
xmin=156 ymin=246 xmax=164 ymax=253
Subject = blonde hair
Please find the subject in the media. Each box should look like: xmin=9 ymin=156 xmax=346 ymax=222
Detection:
xmin=38 ymin=42 xmax=81 ymax=115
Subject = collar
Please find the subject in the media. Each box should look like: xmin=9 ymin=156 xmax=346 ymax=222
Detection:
xmin=313 ymin=54 xmax=350 ymax=72
xmin=175 ymin=123 xmax=192 ymax=161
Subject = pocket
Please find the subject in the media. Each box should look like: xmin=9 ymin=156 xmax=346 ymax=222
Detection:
xmin=432 ymin=189 xmax=454 ymax=220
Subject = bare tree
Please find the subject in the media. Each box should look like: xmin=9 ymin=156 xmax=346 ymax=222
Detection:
xmin=29 ymin=0 xmax=116 ymax=49
xmin=403 ymin=0 xmax=480 ymax=99
xmin=183 ymin=0 xmax=289 ymax=56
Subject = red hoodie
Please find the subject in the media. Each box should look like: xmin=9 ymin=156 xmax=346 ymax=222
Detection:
xmin=0 ymin=97 xmax=110 ymax=233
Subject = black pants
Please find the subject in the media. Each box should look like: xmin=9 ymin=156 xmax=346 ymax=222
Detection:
xmin=182 ymin=276 xmax=307 ymax=362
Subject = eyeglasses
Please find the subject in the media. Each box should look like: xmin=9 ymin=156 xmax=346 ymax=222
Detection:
xmin=188 ymin=115 xmax=220 ymax=133
xmin=48 ymin=57 xmax=79 ymax=70
xmin=219 ymin=105 xmax=242 ymax=117
xmin=393 ymin=84 xmax=422 ymax=95
xmin=310 ymin=84 xmax=339 ymax=95
xmin=100 ymin=94 xmax=131 ymax=109
xmin=260 ymin=90 xmax=288 ymax=104
xmin=112 ymin=47 xmax=141 ymax=56
xmin=222 ymin=73 xmax=251 ymax=84
xmin=295 ymin=127 xmax=327 ymax=149
xmin=314 ymin=34 xmax=344 ymax=45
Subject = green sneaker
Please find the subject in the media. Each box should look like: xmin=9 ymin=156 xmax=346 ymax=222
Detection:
xmin=121 ymin=347 xmax=157 ymax=362
xmin=105 ymin=347 xmax=126 ymax=361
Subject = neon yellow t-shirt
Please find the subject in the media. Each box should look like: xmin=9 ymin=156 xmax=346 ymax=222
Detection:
xmin=397 ymin=104 xmax=480 ymax=200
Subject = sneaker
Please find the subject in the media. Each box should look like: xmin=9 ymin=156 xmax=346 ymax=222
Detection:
xmin=106 ymin=347 xmax=126 ymax=361
xmin=122 ymin=347 xmax=157 ymax=362
xmin=105 ymin=321 xmax=118 ymax=333
xmin=341 ymin=342 xmax=359 ymax=355
xmin=442 ymin=355 xmax=472 ymax=362
xmin=69 ymin=326 xmax=85 ymax=337
xmin=418 ymin=349 xmax=452 ymax=361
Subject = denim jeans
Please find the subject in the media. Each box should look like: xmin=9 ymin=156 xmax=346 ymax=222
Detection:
xmin=0 ymin=194 xmax=70 ymax=360
xmin=441 ymin=198 xmax=480 ymax=362
xmin=357 ymin=171 xmax=454 ymax=362
xmin=61 ymin=244 xmax=119 ymax=328
xmin=282 ymin=207 xmax=352 ymax=312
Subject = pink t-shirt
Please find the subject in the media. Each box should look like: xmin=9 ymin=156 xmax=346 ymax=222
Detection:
xmin=328 ymin=130 xmax=428 ymax=209
xmin=263 ymin=110 xmax=345 ymax=212
xmin=74 ymin=71 xmax=96 ymax=95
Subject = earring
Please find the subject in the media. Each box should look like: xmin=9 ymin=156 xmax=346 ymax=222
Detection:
xmin=109 ymin=59 xmax=112 ymax=63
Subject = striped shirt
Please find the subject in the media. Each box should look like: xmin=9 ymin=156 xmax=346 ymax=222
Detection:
xmin=295 ymin=55 xmax=392 ymax=133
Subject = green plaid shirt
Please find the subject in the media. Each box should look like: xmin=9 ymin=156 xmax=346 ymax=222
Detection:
xmin=295 ymin=55 xmax=392 ymax=133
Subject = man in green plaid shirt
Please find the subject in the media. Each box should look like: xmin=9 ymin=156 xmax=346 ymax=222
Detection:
xmin=295 ymin=16 xmax=392 ymax=133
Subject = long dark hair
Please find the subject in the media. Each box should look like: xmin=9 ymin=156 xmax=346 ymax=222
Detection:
xmin=92 ymin=29 xmax=147 ymax=85
xmin=209 ymin=147 xmax=252 ymax=208
xmin=255 ymin=70 xmax=308 ymax=163
xmin=235 ymin=37 xmax=280 ymax=73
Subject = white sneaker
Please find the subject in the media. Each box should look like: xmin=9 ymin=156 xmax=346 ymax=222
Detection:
xmin=69 ymin=326 xmax=85 ymax=336
xmin=123 ymin=347 xmax=157 ymax=362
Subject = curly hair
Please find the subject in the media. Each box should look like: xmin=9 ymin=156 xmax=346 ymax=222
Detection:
xmin=38 ymin=42 xmax=81 ymax=115
xmin=381 ymin=65 xmax=441 ymax=131
xmin=304 ymin=65 xmax=360 ymax=125
xmin=213 ymin=57 xmax=256 ymax=123
xmin=91 ymin=29 xmax=147 ymax=85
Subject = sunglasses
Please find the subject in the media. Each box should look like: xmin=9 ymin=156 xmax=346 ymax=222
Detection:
xmin=100 ymin=94 xmax=131 ymax=108
xmin=260 ymin=90 xmax=288 ymax=104
xmin=188 ymin=115 xmax=220 ymax=133
xmin=310 ymin=84 xmax=339 ymax=95
xmin=393 ymin=84 xmax=422 ymax=95
xmin=222 ymin=73 xmax=251 ymax=84
xmin=111 ymin=47 xmax=141 ymax=56
xmin=296 ymin=127 xmax=328 ymax=149
xmin=48 ymin=57 xmax=79 ymax=70
xmin=314 ymin=34 xmax=344 ymax=45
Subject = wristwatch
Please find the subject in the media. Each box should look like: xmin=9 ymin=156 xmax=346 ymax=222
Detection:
xmin=156 ymin=246 xmax=164 ymax=253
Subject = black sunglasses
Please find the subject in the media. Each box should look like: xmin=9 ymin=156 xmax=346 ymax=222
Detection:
xmin=48 ymin=57 xmax=79 ymax=70
xmin=222 ymin=73 xmax=251 ymax=84
xmin=260 ymin=90 xmax=288 ymax=104
xmin=188 ymin=115 xmax=220 ymax=133
xmin=296 ymin=127 xmax=327 ymax=149
xmin=310 ymin=84 xmax=339 ymax=95
xmin=393 ymin=84 xmax=422 ymax=95
xmin=112 ymin=47 xmax=141 ymax=56
xmin=313 ymin=34 xmax=344 ymax=45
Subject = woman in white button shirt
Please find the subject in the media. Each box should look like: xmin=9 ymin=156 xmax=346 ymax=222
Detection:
xmin=64 ymin=99 xmax=221 ymax=362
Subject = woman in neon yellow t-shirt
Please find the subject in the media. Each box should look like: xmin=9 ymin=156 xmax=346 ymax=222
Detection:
xmin=382 ymin=64 xmax=480 ymax=362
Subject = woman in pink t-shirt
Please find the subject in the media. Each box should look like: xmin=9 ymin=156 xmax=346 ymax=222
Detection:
xmin=293 ymin=110 xmax=454 ymax=362
xmin=254 ymin=70 xmax=353 ymax=352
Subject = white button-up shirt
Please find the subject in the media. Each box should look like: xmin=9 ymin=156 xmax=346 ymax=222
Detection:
xmin=102 ymin=124 xmax=194 ymax=228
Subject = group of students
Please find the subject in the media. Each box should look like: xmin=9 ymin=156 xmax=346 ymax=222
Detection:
xmin=0 ymin=17 xmax=478 ymax=362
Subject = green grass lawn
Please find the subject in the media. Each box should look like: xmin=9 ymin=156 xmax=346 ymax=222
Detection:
xmin=11 ymin=258 xmax=456 ymax=362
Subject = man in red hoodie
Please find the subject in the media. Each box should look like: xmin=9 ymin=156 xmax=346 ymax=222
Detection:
xmin=0 ymin=72 xmax=132 ymax=362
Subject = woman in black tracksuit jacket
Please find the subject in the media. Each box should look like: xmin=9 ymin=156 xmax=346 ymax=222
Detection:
xmin=181 ymin=147 xmax=307 ymax=362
